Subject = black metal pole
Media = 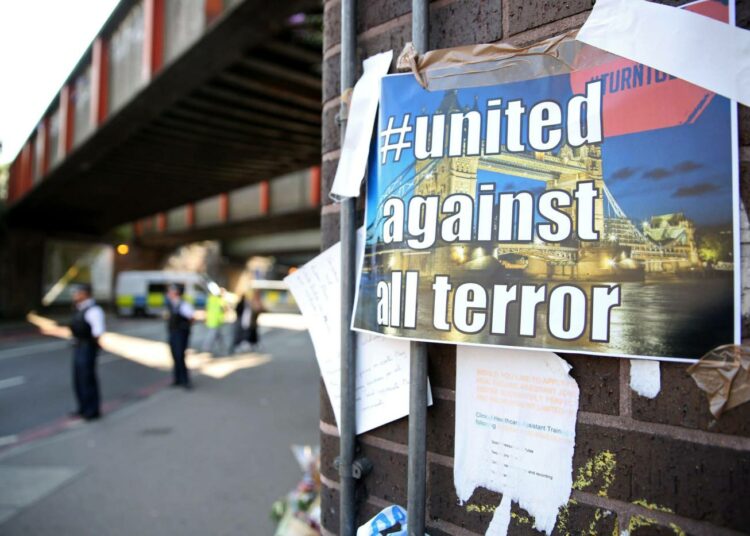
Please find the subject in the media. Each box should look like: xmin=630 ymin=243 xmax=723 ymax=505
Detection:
xmin=339 ymin=0 xmax=358 ymax=534
xmin=407 ymin=3 xmax=429 ymax=535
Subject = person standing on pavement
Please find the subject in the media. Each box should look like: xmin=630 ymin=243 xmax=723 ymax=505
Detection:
xmin=70 ymin=283 xmax=105 ymax=421
xmin=166 ymin=284 xmax=194 ymax=389
xmin=245 ymin=290 xmax=265 ymax=351
xmin=202 ymin=285 xmax=227 ymax=356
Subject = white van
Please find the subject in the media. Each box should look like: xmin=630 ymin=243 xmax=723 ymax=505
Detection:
xmin=115 ymin=271 xmax=212 ymax=317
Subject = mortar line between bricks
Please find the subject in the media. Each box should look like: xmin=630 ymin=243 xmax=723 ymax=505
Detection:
xmin=427 ymin=451 xmax=454 ymax=468
xmin=431 ymin=0 xmax=463 ymax=10
xmin=578 ymin=411 xmax=750 ymax=450
xmin=322 ymin=148 xmax=341 ymax=161
xmin=321 ymin=203 xmax=341 ymax=216
xmin=358 ymin=12 xmax=413 ymax=43
xmin=322 ymin=97 xmax=340 ymax=112
xmin=320 ymin=526 xmax=336 ymax=536
xmin=506 ymin=11 xmax=590 ymax=46
xmin=571 ymin=490 xmax=747 ymax=536
xmin=323 ymin=43 xmax=341 ymax=61
xmin=366 ymin=495 xmax=391 ymax=510
xmin=321 ymin=473 xmax=340 ymax=491
xmin=320 ymin=419 xmax=340 ymax=437
xmin=432 ymin=386 xmax=455 ymax=401
xmin=359 ymin=433 xmax=410 ymax=455
xmin=619 ymin=358 xmax=632 ymax=417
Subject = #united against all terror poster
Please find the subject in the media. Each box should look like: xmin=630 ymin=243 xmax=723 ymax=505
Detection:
xmin=352 ymin=24 xmax=739 ymax=362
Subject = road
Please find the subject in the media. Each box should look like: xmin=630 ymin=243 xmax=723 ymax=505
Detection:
xmin=0 ymin=315 xmax=321 ymax=535
xmin=0 ymin=318 xmax=168 ymax=439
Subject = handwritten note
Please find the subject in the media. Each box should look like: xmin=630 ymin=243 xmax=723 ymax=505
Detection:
xmin=455 ymin=346 xmax=579 ymax=536
xmin=285 ymin=228 xmax=430 ymax=434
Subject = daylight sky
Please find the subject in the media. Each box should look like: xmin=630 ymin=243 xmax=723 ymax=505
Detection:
xmin=0 ymin=0 xmax=120 ymax=165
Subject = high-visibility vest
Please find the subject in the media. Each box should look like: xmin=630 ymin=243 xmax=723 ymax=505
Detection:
xmin=205 ymin=294 xmax=224 ymax=328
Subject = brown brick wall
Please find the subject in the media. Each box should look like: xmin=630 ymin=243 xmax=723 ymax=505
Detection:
xmin=320 ymin=1 xmax=750 ymax=534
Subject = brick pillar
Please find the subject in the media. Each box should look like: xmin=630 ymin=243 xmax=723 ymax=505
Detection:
xmin=0 ymin=230 xmax=45 ymax=318
xmin=318 ymin=1 xmax=750 ymax=535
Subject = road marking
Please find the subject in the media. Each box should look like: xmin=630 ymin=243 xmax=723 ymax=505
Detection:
xmin=0 ymin=436 xmax=17 ymax=448
xmin=0 ymin=341 xmax=70 ymax=361
xmin=0 ymin=377 xmax=25 ymax=390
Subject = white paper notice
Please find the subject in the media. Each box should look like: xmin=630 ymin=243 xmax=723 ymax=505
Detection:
xmin=629 ymin=359 xmax=661 ymax=399
xmin=285 ymin=228 xmax=430 ymax=434
xmin=330 ymin=50 xmax=393 ymax=198
xmin=455 ymin=346 xmax=579 ymax=536
xmin=577 ymin=0 xmax=750 ymax=106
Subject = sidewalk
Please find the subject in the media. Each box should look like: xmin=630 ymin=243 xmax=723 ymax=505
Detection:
xmin=0 ymin=327 xmax=320 ymax=536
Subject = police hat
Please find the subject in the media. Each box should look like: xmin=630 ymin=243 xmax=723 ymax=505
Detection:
xmin=167 ymin=284 xmax=184 ymax=296
xmin=72 ymin=283 xmax=93 ymax=295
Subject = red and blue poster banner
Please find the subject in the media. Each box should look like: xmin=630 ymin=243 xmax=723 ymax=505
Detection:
xmin=352 ymin=1 xmax=739 ymax=362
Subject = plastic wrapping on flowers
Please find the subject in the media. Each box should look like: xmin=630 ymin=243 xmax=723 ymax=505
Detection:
xmin=271 ymin=445 xmax=322 ymax=536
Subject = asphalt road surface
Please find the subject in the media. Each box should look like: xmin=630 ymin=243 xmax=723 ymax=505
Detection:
xmin=0 ymin=318 xmax=169 ymax=438
xmin=0 ymin=315 xmax=321 ymax=535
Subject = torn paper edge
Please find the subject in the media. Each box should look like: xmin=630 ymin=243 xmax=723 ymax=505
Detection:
xmin=330 ymin=50 xmax=393 ymax=199
xmin=454 ymin=347 xmax=579 ymax=536
xmin=576 ymin=0 xmax=750 ymax=106
xmin=629 ymin=359 xmax=661 ymax=399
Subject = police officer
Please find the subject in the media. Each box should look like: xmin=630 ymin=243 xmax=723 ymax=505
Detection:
xmin=166 ymin=284 xmax=194 ymax=388
xmin=70 ymin=283 xmax=105 ymax=421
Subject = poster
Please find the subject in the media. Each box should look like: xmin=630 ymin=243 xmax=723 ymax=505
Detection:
xmin=285 ymin=229 xmax=431 ymax=435
xmin=454 ymin=346 xmax=579 ymax=535
xmin=353 ymin=4 xmax=738 ymax=362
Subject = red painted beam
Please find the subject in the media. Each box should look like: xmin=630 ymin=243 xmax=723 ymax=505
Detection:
xmin=7 ymin=160 xmax=18 ymax=202
xmin=309 ymin=166 xmax=321 ymax=206
xmin=219 ymin=193 xmax=230 ymax=221
xmin=156 ymin=213 xmax=167 ymax=232
xmin=42 ymin=116 xmax=51 ymax=175
xmin=205 ymin=0 xmax=223 ymax=24
xmin=27 ymin=138 xmax=36 ymax=189
xmin=186 ymin=203 xmax=195 ymax=227
xmin=143 ymin=0 xmax=165 ymax=79
xmin=91 ymin=37 xmax=109 ymax=127
xmin=18 ymin=143 xmax=31 ymax=195
xmin=134 ymin=221 xmax=143 ymax=237
xmin=259 ymin=181 xmax=270 ymax=214
xmin=59 ymin=84 xmax=74 ymax=156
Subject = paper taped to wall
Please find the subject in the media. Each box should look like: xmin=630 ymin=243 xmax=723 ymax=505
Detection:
xmin=629 ymin=359 xmax=661 ymax=399
xmin=576 ymin=0 xmax=750 ymax=106
xmin=330 ymin=51 xmax=393 ymax=198
xmin=454 ymin=347 xmax=579 ymax=536
xmin=285 ymin=227 xmax=430 ymax=434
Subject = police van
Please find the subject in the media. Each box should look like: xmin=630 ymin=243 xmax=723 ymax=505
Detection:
xmin=115 ymin=271 xmax=212 ymax=317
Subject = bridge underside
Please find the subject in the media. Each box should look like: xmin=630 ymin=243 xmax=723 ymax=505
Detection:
xmin=8 ymin=0 xmax=321 ymax=236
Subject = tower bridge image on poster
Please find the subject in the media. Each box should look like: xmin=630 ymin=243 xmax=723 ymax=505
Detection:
xmin=353 ymin=62 xmax=737 ymax=362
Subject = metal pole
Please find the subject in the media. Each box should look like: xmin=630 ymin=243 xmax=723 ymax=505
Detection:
xmin=408 ymin=3 xmax=429 ymax=535
xmin=339 ymin=0 xmax=358 ymax=534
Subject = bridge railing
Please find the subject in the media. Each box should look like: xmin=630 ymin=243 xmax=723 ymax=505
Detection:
xmin=6 ymin=0 xmax=239 ymax=207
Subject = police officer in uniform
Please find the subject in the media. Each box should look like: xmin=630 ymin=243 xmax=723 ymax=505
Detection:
xmin=166 ymin=284 xmax=194 ymax=388
xmin=70 ymin=283 xmax=105 ymax=420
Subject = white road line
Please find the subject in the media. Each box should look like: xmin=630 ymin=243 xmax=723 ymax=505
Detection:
xmin=0 ymin=377 xmax=25 ymax=390
xmin=0 ymin=436 xmax=18 ymax=448
xmin=0 ymin=341 xmax=70 ymax=361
